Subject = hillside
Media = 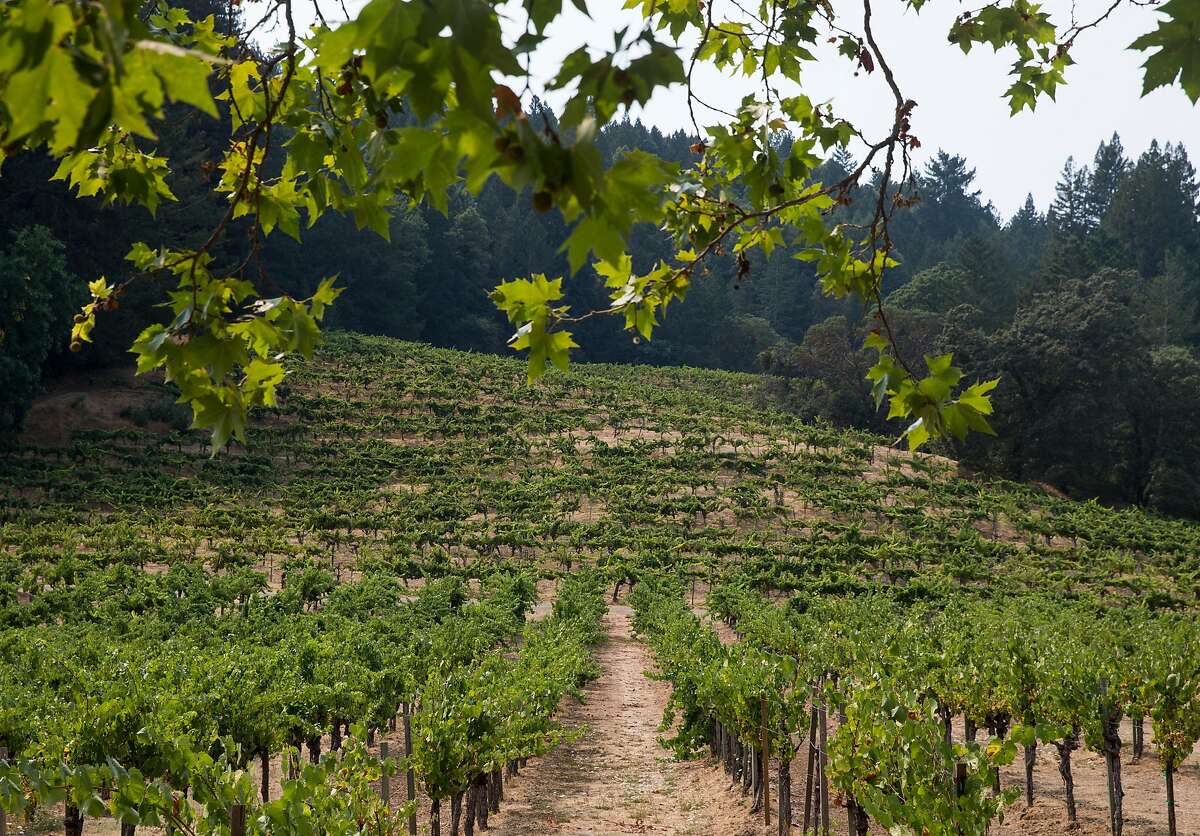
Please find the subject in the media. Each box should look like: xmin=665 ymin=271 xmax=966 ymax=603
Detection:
xmin=3 ymin=332 xmax=1199 ymax=836
xmin=8 ymin=332 xmax=1199 ymax=604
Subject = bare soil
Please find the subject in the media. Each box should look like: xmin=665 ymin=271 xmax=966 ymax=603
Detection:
xmin=20 ymin=369 xmax=171 ymax=446
xmin=990 ymin=717 xmax=1200 ymax=836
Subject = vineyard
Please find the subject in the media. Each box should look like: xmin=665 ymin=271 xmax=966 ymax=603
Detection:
xmin=3 ymin=331 xmax=1200 ymax=836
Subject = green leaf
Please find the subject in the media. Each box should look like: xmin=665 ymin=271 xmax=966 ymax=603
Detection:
xmin=310 ymin=276 xmax=343 ymax=320
xmin=1130 ymin=0 xmax=1200 ymax=103
xmin=958 ymin=378 xmax=1000 ymax=415
xmin=902 ymin=418 xmax=930 ymax=451
xmin=490 ymin=274 xmax=565 ymax=324
xmin=134 ymin=41 xmax=220 ymax=117
xmin=565 ymin=217 xmax=625 ymax=274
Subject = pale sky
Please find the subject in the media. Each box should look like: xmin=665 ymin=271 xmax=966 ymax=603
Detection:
xmin=281 ymin=0 xmax=1199 ymax=220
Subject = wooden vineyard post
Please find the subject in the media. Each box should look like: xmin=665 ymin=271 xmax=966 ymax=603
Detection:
xmin=818 ymin=686 xmax=830 ymax=836
xmin=261 ymin=750 xmax=270 ymax=803
xmin=801 ymin=681 xmax=820 ymax=830
xmin=380 ymin=741 xmax=390 ymax=807
xmin=404 ymin=704 xmax=417 ymax=836
xmin=761 ymin=698 xmax=771 ymax=827
xmin=802 ymin=689 xmax=818 ymax=836
xmin=778 ymin=758 xmax=791 ymax=836
xmin=0 ymin=746 xmax=7 ymax=836
xmin=1166 ymin=759 xmax=1177 ymax=836
xmin=230 ymin=804 xmax=246 ymax=836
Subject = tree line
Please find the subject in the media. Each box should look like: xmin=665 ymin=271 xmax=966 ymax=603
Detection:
xmin=1 ymin=69 xmax=1197 ymax=513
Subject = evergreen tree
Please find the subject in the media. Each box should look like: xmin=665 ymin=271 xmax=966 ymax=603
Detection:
xmin=1085 ymin=133 xmax=1130 ymax=227
xmin=916 ymin=151 xmax=996 ymax=241
xmin=1004 ymin=193 xmax=1049 ymax=277
xmin=1104 ymin=141 xmax=1200 ymax=276
xmin=0 ymin=227 xmax=80 ymax=431
xmin=1008 ymin=194 xmax=1045 ymax=238
xmin=1048 ymin=157 xmax=1093 ymax=237
xmin=821 ymin=147 xmax=857 ymax=181
xmin=889 ymin=150 xmax=997 ymax=279
xmin=1144 ymin=346 xmax=1200 ymax=516
xmin=1135 ymin=250 xmax=1198 ymax=345
xmin=1038 ymin=158 xmax=1097 ymax=287
xmin=419 ymin=202 xmax=502 ymax=352
xmin=956 ymin=234 xmax=1019 ymax=327
xmin=326 ymin=209 xmax=430 ymax=340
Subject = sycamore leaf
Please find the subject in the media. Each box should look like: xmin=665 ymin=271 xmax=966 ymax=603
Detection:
xmin=310 ymin=276 xmax=343 ymax=321
xmin=595 ymin=254 xmax=634 ymax=289
xmin=1130 ymin=0 xmax=1200 ymax=103
xmin=565 ymin=217 xmax=624 ymax=274
xmin=490 ymin=275 xmax=566 ymax=323
xmin=958 ymin=378 xmax=1000 ymax=415
xmin=902 ymin=418 xmax=931 ymax=451
xmin=243 ymin=358 xmax=286 ymax=406
xmin=88 ymin=278 xmax=112 ymax=299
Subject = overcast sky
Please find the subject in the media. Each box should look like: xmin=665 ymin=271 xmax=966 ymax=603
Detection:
xmin=285 ymin=0 xmax=1198 ymax=220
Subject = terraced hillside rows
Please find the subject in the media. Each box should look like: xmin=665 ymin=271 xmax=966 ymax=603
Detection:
xmin=3 ymin=332 xmax=1200 ymax=836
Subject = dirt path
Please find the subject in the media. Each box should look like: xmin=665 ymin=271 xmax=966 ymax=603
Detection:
xmin=488 ymin=605 xmax=770 ymax=836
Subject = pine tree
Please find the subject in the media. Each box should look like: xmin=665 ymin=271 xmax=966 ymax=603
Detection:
xmin=1048 ymin=157 xmax=1093 ymax=237
xmin=956 ymin=234 xmax=1019 ymax=327
xmin=1104 ymin=141 xmax=1200 ymax=276
xmin=1135 ymin=249 xmax=1199 ymax=345
xmin=1086 ymin=133 xmax=1130 ymax=228
xmin=1038 ymin=159 xmax=1097 ymax=287
xmin=921 ymin=151 xmax=983 ymax=209
xmin=1005 ymin=193 xmax=1049 ymax=277
xmin=900 ymin=150 xmax=997 ymax=274
xmin=1009 ymin=193 xmax=1044 ymax=233
xmin=824 ymin=147 xmax=856 ymax=180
